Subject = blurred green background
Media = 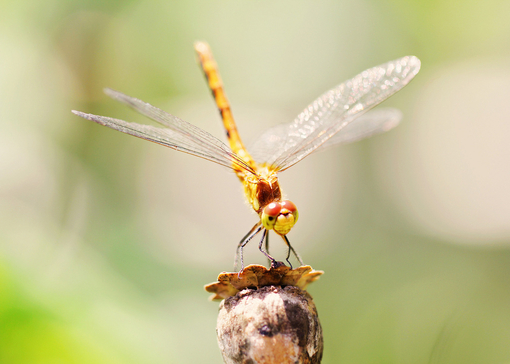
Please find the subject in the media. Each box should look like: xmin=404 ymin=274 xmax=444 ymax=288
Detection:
xmin=1 ymin=0 xmax=510 ymax=363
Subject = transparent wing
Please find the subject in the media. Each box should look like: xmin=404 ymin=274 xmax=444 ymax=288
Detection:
xmin=251 ymin=108 xmax=402 ymax=158
xmin=72 ymin=89 xmax=256 ymax=174
xmin=249 ymin=56 xmax=420 ymax=172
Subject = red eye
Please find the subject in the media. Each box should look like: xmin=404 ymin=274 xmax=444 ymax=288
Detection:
xmin=280 ymin=200 xmax=297 ymax=212
xmin=263 ymin=202 xmax=282 ymax=217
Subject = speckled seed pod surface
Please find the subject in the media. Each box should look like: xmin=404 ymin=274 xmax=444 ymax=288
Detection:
xmin=217 ymin=285 xmax=323 ymax=364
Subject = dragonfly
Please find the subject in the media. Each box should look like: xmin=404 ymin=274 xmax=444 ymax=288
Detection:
xmin=72 ymin=42 xmax=420 ymax=271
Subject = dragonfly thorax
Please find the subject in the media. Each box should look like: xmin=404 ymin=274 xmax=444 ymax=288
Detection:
xmin=260 ymin=200 xmax=299 ymax=235
xmin=242 ymin=168 xmax=282 ymax=213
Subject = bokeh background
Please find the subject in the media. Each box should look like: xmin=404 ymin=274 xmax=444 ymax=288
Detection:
xmin=2 ymin=0 xmax=510 ymax=363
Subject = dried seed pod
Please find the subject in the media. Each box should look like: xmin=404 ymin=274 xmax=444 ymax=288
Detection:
xmin=205 ymin=265 xmax=324 ymax=364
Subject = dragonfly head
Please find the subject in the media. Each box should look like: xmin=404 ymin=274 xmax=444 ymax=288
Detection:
xmin=261 ymin=200 xmax=299 ymax=235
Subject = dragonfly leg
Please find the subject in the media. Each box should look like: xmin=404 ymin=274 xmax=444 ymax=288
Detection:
xmin=235 ymin=223 xmax=263 ymax=271
xmin=264 ymin=232 xmax=271 ymax=266
xmin=258 ymin=230 xmax=276 ymax=267
xmin=283 ymin=235 xmax=304 ymax=268
xmin=285 ymin=243 xmax=293 ymax=269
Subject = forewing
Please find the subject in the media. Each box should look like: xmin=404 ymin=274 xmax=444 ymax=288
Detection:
xmin=249 ymin=56 xmax=420 ymax=171
xmin=72 ymin=89 xmax=255 ymax=173
xmin=250 ymin=108 xmax=402 ymax=160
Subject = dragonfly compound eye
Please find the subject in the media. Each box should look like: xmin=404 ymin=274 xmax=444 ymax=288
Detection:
xmin=280 ymin=200 xmax=299 ymax=224
xmin=261 ymin=202 xmax=282 ymax=230
xmin=280 ymin=200 xmax=297 ymax=213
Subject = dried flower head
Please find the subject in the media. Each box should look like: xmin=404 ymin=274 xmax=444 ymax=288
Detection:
xmin=206 ymin=265 xmax=324 ymax=364
xmin=205 ymin=264 xmax=323 ymax=301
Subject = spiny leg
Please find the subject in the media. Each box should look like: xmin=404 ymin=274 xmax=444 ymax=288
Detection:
xmin=283 ymin=235 xmax=304 ymax=268
xmin=258 ymin=229 xmax=276 ymax=267
xmin=235 ymin=223 xmax=263 ymax=271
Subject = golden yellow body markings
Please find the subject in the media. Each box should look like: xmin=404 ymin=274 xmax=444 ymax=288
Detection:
xmin=194 ymin=42 xmax=254 ymax=172
xmin=72 ymin=42 xmax=421 ymax=270
xmin=194 ymin=42 xmax=283 ymax=216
